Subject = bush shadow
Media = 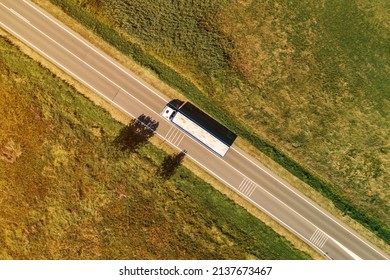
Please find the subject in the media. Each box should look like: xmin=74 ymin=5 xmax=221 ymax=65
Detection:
xmin=159 ymin=150 xmax=187 ymax=180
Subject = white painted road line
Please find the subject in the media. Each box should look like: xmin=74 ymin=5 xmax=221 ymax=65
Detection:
xmin=23 ymin=0 xmax=169 ymax=103
xmin=0 ymin=3 xmax=30 ymax=24
xmin=18 ymin=14 xmax=163 ymax=118
xmin=165 ymin=127 xmax=175 ymax=141
xmin=230 ymin=146 xmax=388 ymax=258
xmin=166 ymin=127 xmax=185 ymax=147
xmin=238 ymin=178 xmax=257 ymax=197
xmin=171 ymin=131 xmax=183 ymax=146
xmin=9 ymin=8 xmax=30 ymax=23
xmin=310 ymin=228 xmax=329 ymax=249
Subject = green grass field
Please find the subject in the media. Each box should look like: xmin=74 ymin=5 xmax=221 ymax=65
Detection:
xmin=46 ymin=0 xmax=390 ymax=244
xmin=0 ymin=35 xmax=311 ymax=259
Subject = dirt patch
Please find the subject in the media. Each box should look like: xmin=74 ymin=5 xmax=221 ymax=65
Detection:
xmin=0 ymin=139 xmax=22 ymax=163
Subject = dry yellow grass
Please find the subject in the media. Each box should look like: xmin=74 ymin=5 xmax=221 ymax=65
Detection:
xmin=30 ymin=0 xmax=390 ymax=254
xmin=28 ymin=0 xmax=322 ymax=258
xmin=0 ymin=28 xmax=311 ymax=259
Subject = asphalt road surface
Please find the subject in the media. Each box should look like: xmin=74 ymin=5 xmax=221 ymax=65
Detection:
xmin=1 ymin=0 xmax=388 ymax=260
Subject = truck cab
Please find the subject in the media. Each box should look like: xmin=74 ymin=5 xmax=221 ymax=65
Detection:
xmin=161 ymin=106 xmax=176 ymax=120
xmin=161 ymin=99 xmax=184 ymax=120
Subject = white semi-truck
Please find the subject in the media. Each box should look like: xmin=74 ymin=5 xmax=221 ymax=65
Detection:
xmin=161 ymin=100 xmax=237 ymax=157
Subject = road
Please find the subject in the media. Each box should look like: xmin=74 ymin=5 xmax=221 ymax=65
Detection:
xmin=1 ymin=0 xmax=388 ymax=260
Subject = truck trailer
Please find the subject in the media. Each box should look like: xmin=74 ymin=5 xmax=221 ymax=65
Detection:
xmin=161 ymin=100 xmax=237 ymax=157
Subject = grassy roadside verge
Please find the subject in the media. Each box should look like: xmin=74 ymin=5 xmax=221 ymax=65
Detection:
xmin=0 ymin=29 xmax=312 ymax=259
xmin=46 ymin=0 xmax=390 ymax=246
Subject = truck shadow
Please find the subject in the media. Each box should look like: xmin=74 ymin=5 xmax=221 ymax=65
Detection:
xmin=114 ymin=114 xmax=159 ymax=152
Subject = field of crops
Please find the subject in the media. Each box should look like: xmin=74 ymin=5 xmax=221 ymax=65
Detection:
xmin=46 ymin=0 xmax=390 ymax=244
xmin=0 ymin=34 xmax=311 ymax=259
